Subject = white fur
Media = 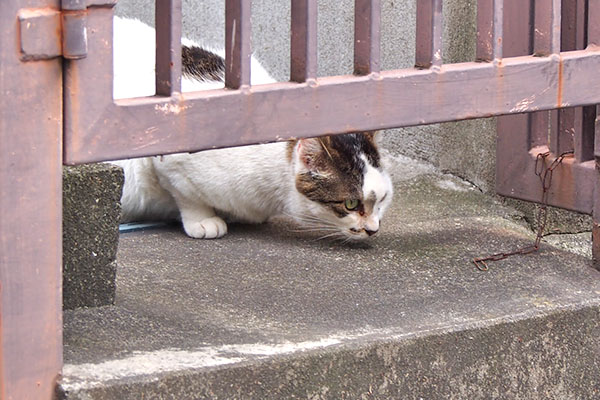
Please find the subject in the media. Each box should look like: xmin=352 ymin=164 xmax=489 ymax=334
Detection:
xmin=112 ymin=17 xmax=393 ymax=240
xmin=360 ymin=154 xmax=393 ymax=233
xmin=112 ymin=16 xmax=274 ymax=100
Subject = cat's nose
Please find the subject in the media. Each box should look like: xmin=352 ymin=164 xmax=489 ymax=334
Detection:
xmin=365 ymin=228 xmax=378 ymax=236
xmin=364 ymin=217 xmax=379 ymax=235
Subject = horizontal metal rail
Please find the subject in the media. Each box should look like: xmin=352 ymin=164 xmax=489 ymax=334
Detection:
xmin=65 ymin=47 xmax=600 ymax=164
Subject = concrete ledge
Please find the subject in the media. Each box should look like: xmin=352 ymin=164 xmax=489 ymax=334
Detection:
xmin=59 ymin=304 xmax=600 ymax=399
xmin=60 ymin=157 xmax=600 ymax=398
xmin=63 ymin=163 xmax=123 ymax=309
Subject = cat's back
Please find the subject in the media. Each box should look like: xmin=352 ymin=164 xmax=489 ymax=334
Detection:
xmin=151 ymin=141 xmax=292 ymax=222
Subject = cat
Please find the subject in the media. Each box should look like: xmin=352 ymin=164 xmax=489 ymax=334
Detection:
xmin=112 ymin=17 xmax=393 ymax=240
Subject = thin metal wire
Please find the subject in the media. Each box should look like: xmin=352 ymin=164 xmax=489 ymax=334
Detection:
xmin=473 ymin=150 xmax=574 ymax=271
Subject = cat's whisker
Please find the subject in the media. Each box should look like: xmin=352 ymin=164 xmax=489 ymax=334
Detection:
xmin=286 ymin=213 xmax=332 ymax=225
xmin=312 ymin=232 xmax=346 ymax=242
xmin=286 ymin=215 xmax=339 ymax=231
xmin=290 ymin=227 xmax=340 ymax=233
xmin=301 ymin=221 xmax=338 ymax=229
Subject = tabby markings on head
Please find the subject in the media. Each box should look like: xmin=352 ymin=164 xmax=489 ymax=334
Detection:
xmin=295 ymin=132 xmax=381 ymax=217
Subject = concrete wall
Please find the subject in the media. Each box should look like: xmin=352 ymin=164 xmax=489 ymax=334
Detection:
xmin=115 ymin=0 xmax=496 ymax=192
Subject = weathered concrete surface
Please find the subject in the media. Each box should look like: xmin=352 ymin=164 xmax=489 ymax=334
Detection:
xmin=503 ymin=198 xmax=593 ymax=235
xmin=60 ymin=156 xmax=600 ymax=399
xmin=63 ymin=164 xmax=123 ymax=309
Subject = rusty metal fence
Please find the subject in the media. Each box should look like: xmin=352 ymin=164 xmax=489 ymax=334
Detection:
xmin=2 ymin=0 xmax=600 ymax=398
xmin=496 ymin=0 xmax=600 ymax=257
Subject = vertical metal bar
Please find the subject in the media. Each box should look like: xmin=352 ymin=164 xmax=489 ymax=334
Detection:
xmin=529 ymin=111 xmax=549 ymax=149
xmin=549 ymin=0 xmax=574 ymax=155
xmin=156 ymin=0 xmax=182 ymax=95
xmin=476 ymin=0 xmax=503 ymax=61
xmin=1 ymin=0 xmax=63 ymax=397
xmin=590 ymin=0 xmax=600 ymax=45
xmin=574 ymin=106 xmax=596 ymax=162
xmin=531 ymin=0 xmax=561 ymax=156
xmin=593 ymin=105 xmax=600 ymax=270
xmin=589 ymin=1 xmax=600 ymax=233
xmin=354 ymin=0 xmax=381 ymax=75
xmin=576 ymin=0 xmax=595 ymax=163
xmin=533 ymin=0 xmax=562 ymax=56
xmin=495 ymin=0 xmax=533 ymax=196
xmin=550 ymin=0 xmax=588 ymax=158
xmin=595 ymin=106 xmax=600 ymax=159
xmin=549 ymin=109 xmax=574 ymax=155
xmin=560 ymin=0 xmax=585 ymax=53
xmin=594 ymin=199 xmax=600 ymax=270
xmin=492 ymin=0 xmax=503 ymax=59
xmin=225 ymin=0 xmax=251 ymax=89
xmin=415 ymin=0 xmax=443 ymax=68
xmin=290 ymin=0 xmax=318 ymax=82
xmin=530 ymin=3 xmax=558 ymax=149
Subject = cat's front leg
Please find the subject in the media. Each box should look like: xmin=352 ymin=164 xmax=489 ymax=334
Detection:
xmin=176 ymin=198 xmax=228 ymax=239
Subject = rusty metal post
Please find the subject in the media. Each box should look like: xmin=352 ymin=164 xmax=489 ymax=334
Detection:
xmin=594 ymin=105 xmax=600 ymax=270
xmin=590 ymin=0 xmax=600 ymax=270
xmin=533 ymin=0 xmax=561 ymax=56
xmin=1 ymin=0 xmax=63 ymax=398
xmin=529 ymin=0 xmax=561 ymax=151
xmin=495 ymin=0 xmax=533 ymax=196
xmin=290 ymin=0 xmax=317 ymax=82
xmin=590 ymin=0 xmax=600 ymax=47
xmin=415 ymin=0 xmax=443 ymax=69
xmin=476 ymin=0 xmax=503 ymax=61
xmin=354 ymin=0 xmax=381 ymax=75
xmin=550 ymin=0 xmax=589 ymax=159
xmin=225 ymin=0 xmax=251 ymax=89
xmin=156 ymin=0 xmax=182 ymax=95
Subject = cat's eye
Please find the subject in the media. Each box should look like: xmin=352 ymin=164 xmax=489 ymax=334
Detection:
xmin=344 ymin=199 xmax=360 ymax=210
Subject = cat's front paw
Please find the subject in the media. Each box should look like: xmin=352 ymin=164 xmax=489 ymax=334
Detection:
xmin=183 ymin=216 xmax=228 ymax=239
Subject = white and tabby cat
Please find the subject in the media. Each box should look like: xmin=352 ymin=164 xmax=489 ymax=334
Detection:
xmin=112 ymin=17 xmax=393 ymax=240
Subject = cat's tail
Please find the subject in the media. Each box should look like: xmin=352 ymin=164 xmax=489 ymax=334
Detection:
xmin=182 ymin=45 xmax=224 ymax=83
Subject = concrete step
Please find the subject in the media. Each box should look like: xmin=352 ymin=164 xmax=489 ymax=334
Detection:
xmin=59 ymin=156 xmax=600 ymax=399
xmin=63 ymin=163 xmax=123 ymax=309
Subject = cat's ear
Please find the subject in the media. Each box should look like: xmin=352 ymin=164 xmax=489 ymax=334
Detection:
xmin=363 ymin=130 xmax=380 ymax=145
xmin=296 ymin=137 xmax=331 ymax=172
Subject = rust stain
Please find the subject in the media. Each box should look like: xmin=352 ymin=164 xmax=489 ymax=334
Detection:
xmin=557 ymin=56 xmax=563 ymax=107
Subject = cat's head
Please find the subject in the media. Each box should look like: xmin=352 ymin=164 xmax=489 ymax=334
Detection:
xmin=289 ymin=132 xmax=393 ymax=240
